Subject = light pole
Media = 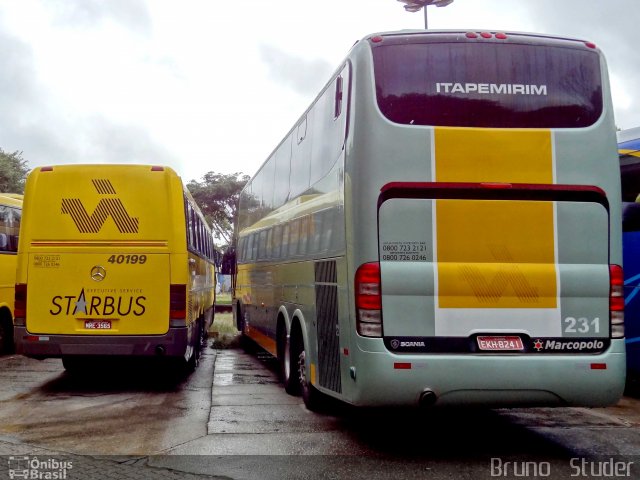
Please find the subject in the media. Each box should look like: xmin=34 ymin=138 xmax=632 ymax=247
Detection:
xmin=396 ymin=0 xmax=454 ymax=29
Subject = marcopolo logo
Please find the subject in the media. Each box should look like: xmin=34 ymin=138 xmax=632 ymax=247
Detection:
xmin=8 ymin=456 xmax=73 ymax=479
xmin=533 ymin=338 xmax=605 ymax=352
xmin=61 ymin=178 xmax=139 ymax=233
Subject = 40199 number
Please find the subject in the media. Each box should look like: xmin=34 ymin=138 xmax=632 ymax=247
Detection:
xmin=107 ymin=254 xmax=147 ymax=264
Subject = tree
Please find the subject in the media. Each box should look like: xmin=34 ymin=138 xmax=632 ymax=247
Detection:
xmin=0 ymin=149 xmax=29 ymax=193
xmin=187 ymin=171 xmax=249 ymax=248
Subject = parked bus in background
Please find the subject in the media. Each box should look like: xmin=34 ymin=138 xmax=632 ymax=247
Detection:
xmin=234 ymin=30 xmax=626 ymax=410
xmin=619 ymin=126 xmax=640 ymax=385
xmin=14 ymin=164 xmax=217 ymax=374
xmin=0 ymin=193 xmax=22 ymax=354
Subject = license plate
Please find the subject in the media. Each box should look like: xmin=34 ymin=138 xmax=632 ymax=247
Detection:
xmin=477 ymin=336 xmax=524 ymax=351
xmin=84 ymin=320 xmax=112 ymax=330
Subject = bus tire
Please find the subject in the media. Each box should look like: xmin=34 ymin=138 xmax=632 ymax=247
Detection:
xmin=281 ymin=327 xmax=299 ymax=395
xmin=0 ymin=316 xmax=14 ymax=355
xmin=296 ymin=339 xmax=326 ymax=412
xmin=62 ymin=356 xmax=87 ymax=373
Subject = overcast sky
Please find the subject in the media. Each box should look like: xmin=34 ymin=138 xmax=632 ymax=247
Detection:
xmin=0 ymin=0 xmax=638 ymax=183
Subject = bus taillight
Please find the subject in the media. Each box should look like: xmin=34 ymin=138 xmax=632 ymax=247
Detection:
xmin=170 ymin=284 xmax=186 ymax=324
xmin=355 ymin=262 xmax=382 ymax=337
xmin=610 ymin=264 xmax=624 ymax=338
xmin=14 ymin=283 xmax=26 ymax=325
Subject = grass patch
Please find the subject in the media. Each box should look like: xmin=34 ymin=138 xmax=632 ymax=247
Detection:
xmin=209 ymin=311 xmax=240 ymax=349
xmin=216 ymin=292 xmax=232 ymax=305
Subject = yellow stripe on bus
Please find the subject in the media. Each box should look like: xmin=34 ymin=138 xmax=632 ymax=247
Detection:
xmin=30 ymin=241 xmax=168 ymax=247
xmin=434 ymin=128 xmax=557 ymax=309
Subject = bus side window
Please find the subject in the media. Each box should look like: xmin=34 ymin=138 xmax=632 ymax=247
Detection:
xmin=0 ymin=206 xmax=9 ymax=252
xmin=623 ymin=202 xmax=640 ymax=232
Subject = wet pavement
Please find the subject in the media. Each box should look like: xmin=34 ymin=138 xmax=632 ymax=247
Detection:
xmin=1 ymin=339 xmax=640 ymax=479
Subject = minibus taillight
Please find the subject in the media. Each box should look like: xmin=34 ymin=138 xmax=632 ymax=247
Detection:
xmin=14 ymin=283 xmax=26 ymax=325
xmin=170 ymin=284 xmax=186 ymax=324
xmin=610 ymin=264 xmax=624 ymax=338
xmin=355 ymin=262 xmax=382 ymax=337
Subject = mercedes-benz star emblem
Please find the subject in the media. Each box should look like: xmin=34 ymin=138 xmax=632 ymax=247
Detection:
xmin=90 ymin=266 xmax=107 ymax=282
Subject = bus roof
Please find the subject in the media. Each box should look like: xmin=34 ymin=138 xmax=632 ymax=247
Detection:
xmin=0 ymin=193 xmax=23 ymax=207
xmin=618 ymin=126 xmax=640 ymax=144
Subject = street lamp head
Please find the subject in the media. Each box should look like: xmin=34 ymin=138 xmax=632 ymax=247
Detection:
xmin=396 ymin=0 xmax=454 ymax=11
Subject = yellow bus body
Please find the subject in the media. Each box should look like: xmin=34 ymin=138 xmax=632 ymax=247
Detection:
xmin=0 ymin=194 xmax=22 ymax=353
xmin=14 ymin=165 xmax=216 ymax=368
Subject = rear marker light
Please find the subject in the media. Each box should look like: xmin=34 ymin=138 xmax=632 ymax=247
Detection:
xmin=355 ymin=262 xmax=382 ymax=337
xmin=465 ymin=32 xmax=478 ymax=38
xmin=590 ymin=363 xmax=607 ymax=370
xmin=495 ymin=32 xmax=508 ymax=39
xmin=480 ymin=32 xmax=492 ymax=39
xmin=394 ymin=363 xmax=412 ymax=370
xmin=170 ymin=284 xmax=187 ymax=321
xmin=585 ymin=42 xmax=596 ymax=49
xmin=41 ymin=166 xmax=53 ymax=172
xmin=610 ymin=265 xmax=624 ymax=338
xmin=151 ymin=166 xmax=165 ymax=171
xmin=371 ymin=36 xmax=383 ymax=43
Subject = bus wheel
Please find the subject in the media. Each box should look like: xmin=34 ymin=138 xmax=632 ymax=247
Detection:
xmin=282 ymin=330 xmax=299 ymax=395
xmin=62 ymin=356 xmax=87 ymax=373
xmin=297 ymin=346 xmax=325 ymax=412
xmin=0 ymin=318 xmax=14 ymax=354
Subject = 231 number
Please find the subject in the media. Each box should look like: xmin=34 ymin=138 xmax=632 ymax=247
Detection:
xmin=563 ymin=317 xmax=600 ymax=334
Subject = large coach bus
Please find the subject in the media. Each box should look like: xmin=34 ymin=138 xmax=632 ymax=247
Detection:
xmin=14 ymin=164 xmax=217 ymax=373
xmin=619 ymin=126 xmax=640 ymax=384
xmin=234 ymin=30 xmax=625 ymax=409
xmin=0 ymin=193 xmax=22 ymax=354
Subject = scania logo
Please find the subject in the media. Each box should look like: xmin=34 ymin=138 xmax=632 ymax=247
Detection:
xmin=390 ymin=339 xmax=400 ymax=349
xmin=90 ymin=266 xmax=106 ymax=282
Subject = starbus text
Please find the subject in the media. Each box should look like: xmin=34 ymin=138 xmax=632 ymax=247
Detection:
xmin=49 ymin=294 xmax=146 ymax=316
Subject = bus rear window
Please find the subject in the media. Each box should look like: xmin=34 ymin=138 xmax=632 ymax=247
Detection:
xmin=372 ymin=41 xmax=603 ymax=128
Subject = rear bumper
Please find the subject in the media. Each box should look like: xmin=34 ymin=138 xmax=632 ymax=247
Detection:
xmin=340 ymin=338 xmax=627 ymax=408
xmin=14 ymin=325 xmax=189 ymax=358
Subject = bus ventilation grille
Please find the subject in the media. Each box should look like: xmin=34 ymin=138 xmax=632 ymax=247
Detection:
xmin=314 ymin=260 xmax=341 ymax=393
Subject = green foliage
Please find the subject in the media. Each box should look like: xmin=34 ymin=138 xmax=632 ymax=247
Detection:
xmin=187 ymin=171 xmax=249 ymax=248
xmin=0 ymin=149 xmax=29 ymax=194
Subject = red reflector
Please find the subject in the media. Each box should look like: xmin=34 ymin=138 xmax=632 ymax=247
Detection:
xmin=480 ymin=32 xmax=492 ymax=38
xmin=343 ymin=348 xmax=349 ymax=356
xmin=40 ymin=166 xmax=53 ymax=172
xmin=151 ymin=166 xmax=164 ymax=171
xmin=465 ymin=32 xmax=478 ymax=39
xmin=585 ymin=42 xmax=596 ymax=49
xmin=495 ymin=32 xmax=508 ymax=39
xmin=25 ymin=336 xmax=40 ymax=342
xmin=394 ymin=362 xmax=412 ymax=370
xmin=371 ymin=36 xmax=383 ymax=43
xmin=14 ymin=283 xmax=27 ymax=319
xmin=590 ymin=363 xmax=607 ymax=370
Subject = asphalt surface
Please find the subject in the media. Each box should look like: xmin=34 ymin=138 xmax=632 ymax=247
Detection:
xmin=1 ymin=339 xmax=640 ymax=479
